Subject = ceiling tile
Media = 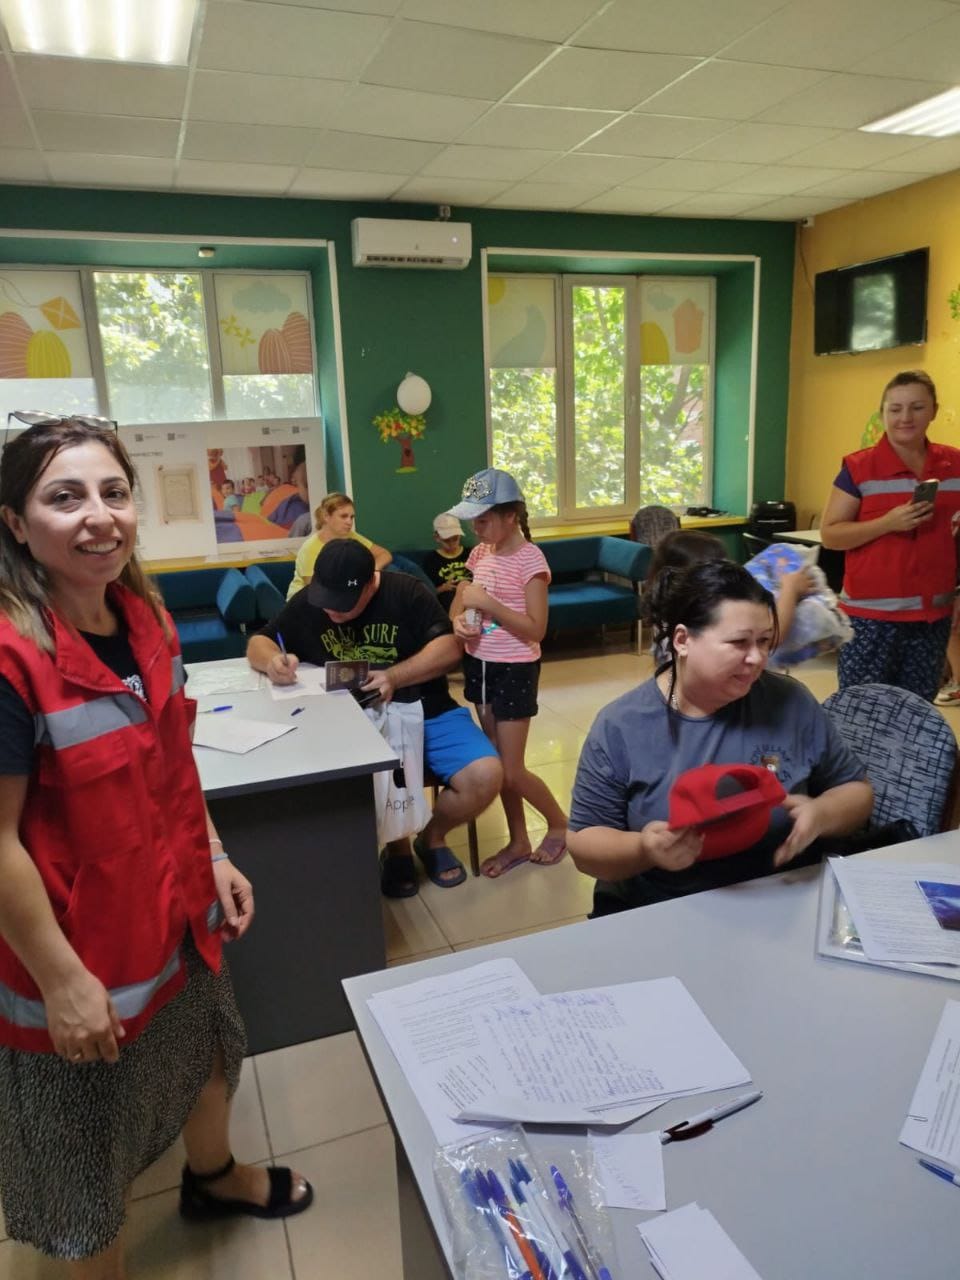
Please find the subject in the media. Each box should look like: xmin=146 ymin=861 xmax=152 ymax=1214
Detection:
xmin=533 ymin=152 xmax=663 ymax=184
xmin=577 ymin=187 xmax=699 ymax=213
xmin=15 ymin=56 xmax=186 ymax=119
xmin=44 ymin=153 xmax=176 ymax=189
xmin=175 ymin=159 xmax=297 ymax=194
xmin=852 ymin=9 xmax=960 ymax=79
xmin=392 ymin=176 xmax=513 ymax=205
xmin=199 ymin=2 xmax=389 ymax=78
xmin=419 ymin=145 xmax=558 ymax=181
xmin=488 ymin=180 xmax=610 ymax=209
xmin=190 ymin=70 xmax=348 ymax=129
xmin=636 ymin=60 xmax=826 ymax=120
xmin=783 ymin=131 xmax=932 ymax=168
xmin=801 ymin=169 xmax=925 ymax=198
xmin=459 ymin=105 xmax=618 ymax=150
xmin=661 ymin=191 xmax=770 ymax=216
xmin=721 ymin=0 xmax=955 ymax=72
xmin=579 ymin=114 xmax=731 ymax=157
xmin=745 ymin=194 xmax=852 ymax=219
xmin=182 ymin=121 xmax=320 ymax=166
xmin=721 ymin=164 xmax=848 ymax=195
xmin=573 ymin=0 xmax=787 ymax=56
xmin=304 ymin=130 xmax=442 ymax=173
xmin=870 ymin=136 xmax=960 ymax=174
xmin=361 ymin=21 xmax=553 ymax=98
xmin=397 ymin=0 xmax=604 ymax=41
xmin=329 ymin=85 xmax=493 ymax=143
xmin=625 ymin=158 xmax=756 ymax=191
xmin=0 ymin=149 xmax=48 ymax=182
xmin=32 ymin=112 xmax=180 ymax=157
xmin=684 ymin=123 xmax=841 ymax=164
xmin=758 ymin=73 xmax=950 ymax=128
xmin=254 ymin=0 xmax=402 ymax=11
xmin=288 ymin=168 xmax=408 ymax=198
xmin=511 ymin=48 xmax=699 ymax=110
xmin=0 ymin=65 xmax=34 ymax=148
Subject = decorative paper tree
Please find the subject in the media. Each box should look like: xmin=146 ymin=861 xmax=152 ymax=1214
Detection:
xmin=373 ymin=407 xmax=426 ymax=472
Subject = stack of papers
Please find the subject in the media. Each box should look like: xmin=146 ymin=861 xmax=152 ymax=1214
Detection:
xmin=638 ymin=1203 xmax=763 ymax=1279
xmin=829 ymin=858 xmax=960 ymax=966
xmin=185 ymin=663 xmax=262 ymax=698
xmin=193 ymin=716 xmax=295 ymax=754
xmin=367 ymin=960 xmax=751 ymax=1146
xmin=900 ymin=999 xmax=960 ymax=1167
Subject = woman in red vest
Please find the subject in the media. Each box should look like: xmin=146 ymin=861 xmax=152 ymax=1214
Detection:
xmin=821 ymin=370 xmax=960 ymax=701
xmin=0 ymin=418 xmax=311 ymax=1275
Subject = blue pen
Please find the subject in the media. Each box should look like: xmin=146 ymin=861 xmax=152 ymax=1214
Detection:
xmin=468 ymin=1169 xmax=530 ymax=1280
xmin=551 ymin=1165 xmax=613 ymax=1280
xmin=201 ymin=704 xmax=233 ymax=713
xmin=510 ymin=1175 xmax=564 ymax=1280
xmin=290 ymin=706 xmax=305 ymax=717
xmin=276 ymin=631 xmax=290 ymax=668
xmin=919 ymin=1158 xmax=960 ymax=1187
xmin=513 ymin=1160 xmax=588 ymax=1280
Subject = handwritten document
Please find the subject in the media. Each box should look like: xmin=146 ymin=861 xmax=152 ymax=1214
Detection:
xmin=591 ymin=1130 xmax=666 ymax=1211
xmin=267 ymin=663 xmax=327 ymax=702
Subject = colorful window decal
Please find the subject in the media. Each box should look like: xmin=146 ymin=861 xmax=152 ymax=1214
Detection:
xmin=0 ymin=270 xmax=92 ymax=379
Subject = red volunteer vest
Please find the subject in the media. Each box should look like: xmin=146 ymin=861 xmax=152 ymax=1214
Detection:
xmin=0 ymin=585 xmax=222 ymax=1052
xmin=840 ymin=434 xmax=960 ymax=622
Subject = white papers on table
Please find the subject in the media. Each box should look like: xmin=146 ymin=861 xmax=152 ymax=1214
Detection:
xmin=453 ymin=977 xmax=750 ymax=1126
xmin=185 ymin=663 xmax=263 ymax=698
xmin=900 ymin=999 xmax=960 ymax=1168
xmin=638 ymin=1203 xmax=763 ymax=1279
xmin=829 ymin=858 xmax=960 ymax=965
xmin=266 ymin=662 xmax=326 ymax=701
xmin=591 ymin=1131 xmax=666 ymax=1211
xmin=193 ymin=715 xmax=295 ymax=754
xmin=366 ymin=959 xmax=540 ymax=1147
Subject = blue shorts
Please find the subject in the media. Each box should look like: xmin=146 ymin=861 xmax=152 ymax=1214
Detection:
xmin=423 ymin=705 xmax=497 ymax=785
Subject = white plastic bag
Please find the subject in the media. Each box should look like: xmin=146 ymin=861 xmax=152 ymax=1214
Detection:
xmin=744 ymin=542 xmax=853 ymax=666
xmin=366 ymin=699 xmax=430 ymax=844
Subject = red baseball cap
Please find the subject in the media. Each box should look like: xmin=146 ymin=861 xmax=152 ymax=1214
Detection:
xmin=668 ymin=764 xmax=786 ymax=861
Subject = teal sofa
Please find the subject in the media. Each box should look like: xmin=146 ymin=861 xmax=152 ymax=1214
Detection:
xmin=153 ymin=568 xmax=257 ymax=662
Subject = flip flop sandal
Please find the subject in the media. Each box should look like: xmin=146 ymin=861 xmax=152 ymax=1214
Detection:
xmin=180 ymin=1156 xmax=314 ymax=1221
xmin=413 ymin=835 xmax=467 ymax=888
xmin=379 ymin=849 xmax=419 ymax=898
xmin=532 ymin=835 xmax=567 ymax=866
xmin=480 ymin=847 xmax=531 ymax=879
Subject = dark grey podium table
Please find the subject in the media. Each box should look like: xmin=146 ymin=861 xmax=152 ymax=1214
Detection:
xmin=191 ymin=663 xmax=396 ymax=1053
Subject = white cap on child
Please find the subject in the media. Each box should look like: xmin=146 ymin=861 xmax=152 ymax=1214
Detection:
xmin=433 ymin=513 xmax=462 ymax=537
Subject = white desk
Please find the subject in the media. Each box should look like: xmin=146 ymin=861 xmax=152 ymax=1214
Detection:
xmin=191 ymin=664 xmax=397 ymax=1052
xmin=780 ymin=528 xmax=824 ymax=544
xmin=344 ymin=835 xmax=960 ymax=1279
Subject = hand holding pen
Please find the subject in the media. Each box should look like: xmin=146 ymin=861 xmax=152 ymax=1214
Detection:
xmin=266 ymin=631 xmax=299 ymax=685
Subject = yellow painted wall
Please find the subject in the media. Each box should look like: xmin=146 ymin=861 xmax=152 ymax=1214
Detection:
xmin=786 ymin=168 xmax=960 ymax=527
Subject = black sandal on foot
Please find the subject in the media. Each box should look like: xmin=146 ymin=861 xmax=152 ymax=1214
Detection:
xmin=180 ymin=1155 xmax=314 ymax=1221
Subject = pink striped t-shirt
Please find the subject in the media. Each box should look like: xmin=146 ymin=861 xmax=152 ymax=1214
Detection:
xmin=465 ymin=541 xmax=551 ymax=663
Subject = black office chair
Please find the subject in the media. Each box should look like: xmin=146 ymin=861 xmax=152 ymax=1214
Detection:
xmin=742 ymin=532 xmax=770 ymax=560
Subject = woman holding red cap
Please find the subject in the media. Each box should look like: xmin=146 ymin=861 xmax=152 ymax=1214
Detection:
xmin=567 ymin=561 xmax=873 ymax=915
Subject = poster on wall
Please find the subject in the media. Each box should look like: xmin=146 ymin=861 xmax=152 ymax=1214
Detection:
xmin=202 ymin=418 xmax=324 ymax=557
xmin=120 ymin=425 xmax=213 ymax=562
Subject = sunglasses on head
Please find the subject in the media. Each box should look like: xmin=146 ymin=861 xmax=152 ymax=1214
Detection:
xmin=4 ymin=410 xmax=118 ymax=451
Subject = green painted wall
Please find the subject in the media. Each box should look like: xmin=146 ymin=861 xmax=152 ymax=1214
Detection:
xmin=0 ymin=185 xmax=794 ymax=546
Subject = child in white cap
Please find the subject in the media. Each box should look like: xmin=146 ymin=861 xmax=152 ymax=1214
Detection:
xmin=424 ymin=513 xmax=472 ymax=613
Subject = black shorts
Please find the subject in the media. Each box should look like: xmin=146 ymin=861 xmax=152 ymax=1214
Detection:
xmin=463 ymin=654 xmax=540 ymax=720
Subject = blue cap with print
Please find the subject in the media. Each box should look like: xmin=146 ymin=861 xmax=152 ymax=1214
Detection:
xmin=447 ymin=468 xmax=523 ymax=519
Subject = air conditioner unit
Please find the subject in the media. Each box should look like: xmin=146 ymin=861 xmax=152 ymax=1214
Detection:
xmin=351 ymin=218 xmax=472 ymax=270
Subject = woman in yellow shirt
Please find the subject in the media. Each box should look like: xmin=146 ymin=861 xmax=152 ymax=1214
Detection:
xmin=286 ymin=492 xmax=391 ymax=599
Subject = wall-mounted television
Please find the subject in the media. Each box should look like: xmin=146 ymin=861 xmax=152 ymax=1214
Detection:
xmin=814 ymin=247 xmax=928 ymax=356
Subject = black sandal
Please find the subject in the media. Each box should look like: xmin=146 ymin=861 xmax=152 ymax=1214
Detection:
xmin=179 ymin=1155 xmax=314 ymax=1221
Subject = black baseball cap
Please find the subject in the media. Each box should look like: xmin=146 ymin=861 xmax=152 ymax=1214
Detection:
xmin=306 ymin=539 xmax=376 ymax=612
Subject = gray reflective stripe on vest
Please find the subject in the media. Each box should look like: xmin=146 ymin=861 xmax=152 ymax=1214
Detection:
xmin=0 ymin=946 xmax=181 ymax=1030
xmin=33 ymin=692 xmax=148 ymax=750
xmin=171 ymin=654 xmax=185 ymax=695
xmin=932 ymin=592 xmax=955 ymax=607
xmin=206 ymin=899 xmax=222 ymax=932
xmin=939 ymin=479 xmax=960 ymax=491
xmin=840 ymin=592 xmax=923 ymax=611
xmin=858 ymin=479 xmax=915 ymax=496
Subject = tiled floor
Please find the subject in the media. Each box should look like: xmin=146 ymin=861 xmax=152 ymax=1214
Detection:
xmin=5 ymin=640 xmax=954 ymax=1277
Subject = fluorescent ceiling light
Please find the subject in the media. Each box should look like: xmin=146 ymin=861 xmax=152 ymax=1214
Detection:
xmin=861 ymin=87 xmax=960 ymax=137
xmin=0 ymin=0 xmax=197 ymax=65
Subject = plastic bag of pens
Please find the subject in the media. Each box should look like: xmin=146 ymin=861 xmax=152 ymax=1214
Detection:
xmin=434 ymin=1125 xmax=616 ymax=1280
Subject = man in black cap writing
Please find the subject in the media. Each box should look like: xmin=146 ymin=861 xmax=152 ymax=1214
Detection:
xmin=247 ymin=540 xmax=502 ymax=897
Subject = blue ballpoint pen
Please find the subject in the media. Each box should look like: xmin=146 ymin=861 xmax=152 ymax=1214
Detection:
xmin=511 ymin=1173 xmax=582 ymax=1280
xmin=550 ymin=1165 xmax=614 ymax=1280
xmin=276 ymin=631 xmax=290 ymax=668
xmin=201 ymin=704 xmax=233 ymax=713
xmin=919 ymin=1158 xmax=960 ymax=1187
xmin=513 ymin=1160 xmax=589 ymax=1280
xmin=469 ymin=1170 xmax=531 ymax=1280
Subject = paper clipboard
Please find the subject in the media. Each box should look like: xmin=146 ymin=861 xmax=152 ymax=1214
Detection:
xmin=815 ymin=861 xmax=960 ymax=983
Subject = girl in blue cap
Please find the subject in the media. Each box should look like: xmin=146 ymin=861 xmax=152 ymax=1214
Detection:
xmin=448 ymin=469 xmax=568 ymax=877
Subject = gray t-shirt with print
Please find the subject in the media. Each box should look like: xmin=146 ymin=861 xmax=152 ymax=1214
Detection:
xmin=569 ymin=671 xmax=865 ymax=910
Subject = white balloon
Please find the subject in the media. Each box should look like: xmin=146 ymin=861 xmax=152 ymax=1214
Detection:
xmin=397 ymin=373 xmax=431 ymax=415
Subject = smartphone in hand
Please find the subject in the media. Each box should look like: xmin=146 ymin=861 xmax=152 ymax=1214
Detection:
xmin=913 ymin=478 xmax=939 ymax=505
